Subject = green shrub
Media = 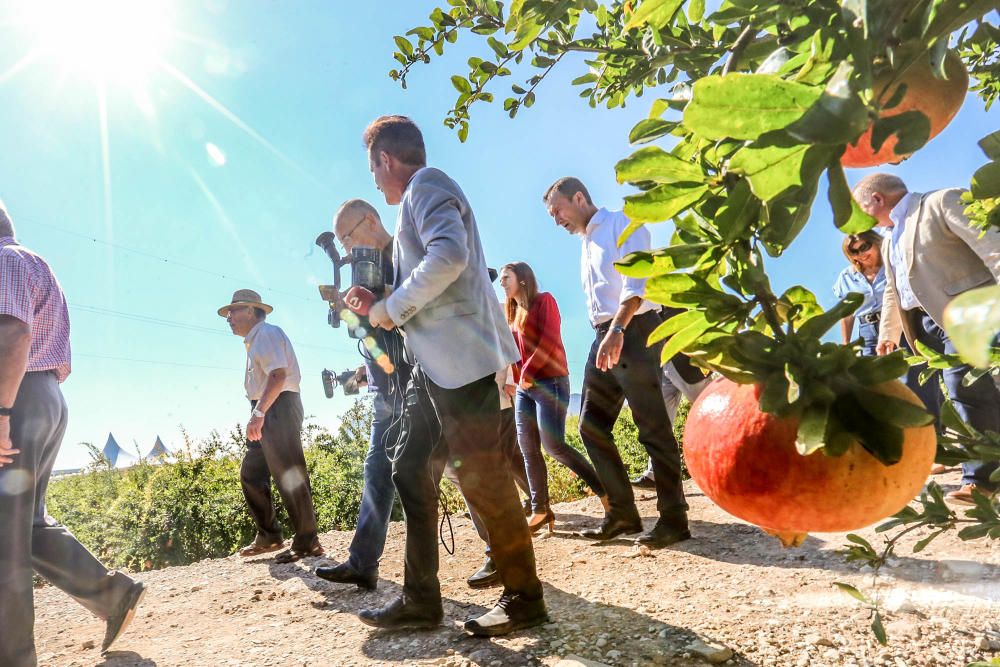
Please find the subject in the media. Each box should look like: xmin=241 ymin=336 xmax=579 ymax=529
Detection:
xmin=47 ymin=396 xmax=691 ymax=570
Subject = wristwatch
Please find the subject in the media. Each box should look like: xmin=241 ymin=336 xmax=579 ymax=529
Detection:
xmin=251 ymin=408 xmax=265 ymax=419
xmin=610 ymin=325 xmax=625 ymax=335
xmin=0 ymin=406 xmax=11 ymax=417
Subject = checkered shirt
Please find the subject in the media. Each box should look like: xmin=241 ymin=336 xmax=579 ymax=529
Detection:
xmin=0 ymin=236 xmax=72 ymax=382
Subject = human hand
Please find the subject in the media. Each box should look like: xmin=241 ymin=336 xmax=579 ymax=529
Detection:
xmin=368 ymin=300 xmax=395 ymax=330
xmin=504 ymin=383 xmax=517 ymax=398
xmin=0 ymin=418 xmax=19 ymax=467
xmin=876 ymin=340 xmax=897 ymax=356
xmin=246 ymin=414 xmax=264 ymax=441
xmin=597 ymin=330 xmax=625 ymax=371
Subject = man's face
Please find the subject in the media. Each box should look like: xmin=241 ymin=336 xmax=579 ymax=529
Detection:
xmin=335 ymin=213 xmax=374 ymax=253
xmin=369 ymin=150 xmax=402 ymax=205
xmin=226 ymin=305 xmax=257 ymax=337
xmin=855 ymin=191 xmax=893 ymax=227
xmin=546 ymin=192 xmax=588 ymax=235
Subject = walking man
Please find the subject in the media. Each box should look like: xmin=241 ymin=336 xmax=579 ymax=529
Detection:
xmin=854 ymin=173 xmax=1000 ymax=504
xmin=544 ymin=177 xmax=690 ymax=548
xmin=0 ymin=203 xmax=145 ymax=665
xmin=363 ymin=115 xmax=547 ymax=636
xmin=221 ymin=289 xmax=323 ymax=563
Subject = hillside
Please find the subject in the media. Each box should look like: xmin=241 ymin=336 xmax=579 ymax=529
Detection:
xmin=34 ymin=472 xmax=1000 ymax=667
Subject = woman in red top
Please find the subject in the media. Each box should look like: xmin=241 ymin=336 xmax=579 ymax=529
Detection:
xmin=500 ymin=262 xmax=606 ymax=533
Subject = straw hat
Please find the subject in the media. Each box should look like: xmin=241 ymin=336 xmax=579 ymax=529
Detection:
xmin=217 ymin=289 xmax=273 ymax=317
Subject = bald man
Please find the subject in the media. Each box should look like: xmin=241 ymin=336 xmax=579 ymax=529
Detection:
xmin=853 ymin=173 xmax=1000 ymax=505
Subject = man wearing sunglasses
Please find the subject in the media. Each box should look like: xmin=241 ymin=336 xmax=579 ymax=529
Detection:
xmin=853 ymin=173 xmax=1000 ymax=505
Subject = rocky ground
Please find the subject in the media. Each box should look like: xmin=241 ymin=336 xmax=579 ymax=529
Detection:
xmin=34 ymin=470 xmax=1000 ymax=667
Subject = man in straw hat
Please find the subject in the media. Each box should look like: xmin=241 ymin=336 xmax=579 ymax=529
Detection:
xmin=219 ymin=289 xmax=323 ymax=563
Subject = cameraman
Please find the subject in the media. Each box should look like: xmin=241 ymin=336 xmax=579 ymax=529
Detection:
xmin=316 ymin=199 xmax=415 ymax=590
xmin=363 ymin=115 xmax=546 ymax=637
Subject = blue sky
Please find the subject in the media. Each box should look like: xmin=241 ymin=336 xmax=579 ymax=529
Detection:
xmin=0 ymin=2 xmax=993 ymax=469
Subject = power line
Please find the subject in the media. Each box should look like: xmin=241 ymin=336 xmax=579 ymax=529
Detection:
xmin=25 ymin=218 xmax=319 ymax=304
xmin=75 ymin=352 xmax=239 ymax=372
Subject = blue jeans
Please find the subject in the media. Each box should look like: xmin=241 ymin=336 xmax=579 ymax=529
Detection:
xmin=858 ymin=320 xmax=879 ymax=356
xmin=347 ymin=413 xmax=400 ymax=574
xmin=914 ymin=311 xmax=1000 ymax=490
xmin=516 ymin=375 xmax=605 ymax=513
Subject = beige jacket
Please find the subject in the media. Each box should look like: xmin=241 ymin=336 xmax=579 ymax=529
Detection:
xmin=879 ymin=188 xmax=1000 ymax=349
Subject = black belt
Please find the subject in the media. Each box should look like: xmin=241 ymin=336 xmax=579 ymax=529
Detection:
xmin=860 ymin=311 xmax=881 ymax=324
xmin=593 ymin=308 xmax=662 ymax=334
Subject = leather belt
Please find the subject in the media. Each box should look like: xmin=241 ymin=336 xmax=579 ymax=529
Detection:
xmin=860 ymin=311 xmax=881 ymax=324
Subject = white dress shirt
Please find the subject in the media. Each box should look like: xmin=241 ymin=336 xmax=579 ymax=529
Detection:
xmin=243 ymin=320 xmax=302 ymax=400
xmin=888 ymin=192 xmax=919 ymax=311
xmin=580 ymin=208 xmax=658 ymax=327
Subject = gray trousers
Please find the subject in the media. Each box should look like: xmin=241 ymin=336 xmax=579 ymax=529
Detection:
xmin=0 ymin=372 xmax=135 ymax=667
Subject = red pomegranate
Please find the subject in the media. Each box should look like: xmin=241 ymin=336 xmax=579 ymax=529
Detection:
xmin=683 ymin=378 xmax=936 ymax=546
xmin=842 ymin=49 xmax=968 ymax=168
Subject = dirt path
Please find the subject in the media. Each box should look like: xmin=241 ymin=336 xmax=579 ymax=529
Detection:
xmin=34 ymin=471 xmax=1000 ymax=667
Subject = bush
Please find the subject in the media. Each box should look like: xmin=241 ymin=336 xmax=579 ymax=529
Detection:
xmin=47 ymin=396 xmax=692 ymax=570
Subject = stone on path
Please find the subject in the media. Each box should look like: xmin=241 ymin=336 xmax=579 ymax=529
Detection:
xmin=555 ymin=655 xmax=611 ymax=667
xmin=684 ymin=638 xmax=734 ymax=664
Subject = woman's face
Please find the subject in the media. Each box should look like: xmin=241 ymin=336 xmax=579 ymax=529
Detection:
xmin=499 ymin=269 xmax=520 ymax=300
xmin=848 ymin=238 xmax=881 ymax=271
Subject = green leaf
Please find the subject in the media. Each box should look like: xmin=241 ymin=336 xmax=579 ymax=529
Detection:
xmin=658 ymin=313 xmax=714 ymax=364
xmin=684 ymin=74 xmax=823 ymax=141
xmin=394 ymin=35 xmax=414 ymax=57
xmin=870 ymin=110 xmax=931 ymax=156
xmin=871 ymin=611 xmax=888 ymax=646
xmin=796 ymin=403 xmax=830 ymax=455
xmin=942 ymin=285 xmax=1000 ymax=368
xmin=833 ymin=582 xmax=870 ymax=604
xmin=786 ymin=61 xmax=869 ymax=145
xmin=648 ymin=309 xmax=705 ymax=345
xmin=624 ymin=0 xmax=685 ymax=31
xmin=784 ymin=363 xmax=801 ymax=404
xmin=508 ymin=17 xmax=544 ymax=51
xmin=687 ymin=0 xmax=705 ymax=22
xmin=828 ymin=159 xmax=877 ymax=232
xmin=729 ymin=143 xmax=813 ymax=201
xmin=450 ymin=75 xmax=472 ymax=94
xmin=978 ymin=130 xmax=1000 ymax=160
xmin=629 ymin=119 xmax=678 ymax=145
xmin=797 ymin=293 xmax=864 ymax=339
xmin=971 ymin=161 xmax=1000 ymax=199
xmin=713 ymin=178 xmax=759 ymax=242
xmin=622 ymin=183 xmax=708 ymax=225
xmin=849 ymin=353 xmax=910 ymax=385
xmin=854 ymin=387 xmax=935 ymax=428
xmin=615 ymin=243 xmax=714 ymax=278
xmin=616 ymin=146 xmax=704 ymax=185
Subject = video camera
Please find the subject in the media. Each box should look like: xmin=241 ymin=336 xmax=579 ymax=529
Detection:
xmin=321 ymin=367 xmax=366 ymax=398
xmin=315 ymin=231 xmax=386 ymax=338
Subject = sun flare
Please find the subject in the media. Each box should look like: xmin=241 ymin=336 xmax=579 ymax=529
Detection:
xmin=23 ymin=0 xmax=172 ymax=85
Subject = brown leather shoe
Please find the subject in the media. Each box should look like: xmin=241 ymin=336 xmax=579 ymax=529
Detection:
xmin=947 ymin=484 xmax=996 ymax=506
xmin=238 ymin=540 xmax=284 ymax=557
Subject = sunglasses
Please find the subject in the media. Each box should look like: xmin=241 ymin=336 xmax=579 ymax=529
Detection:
xmin=848 ymin=240 xmax=873 ymax=256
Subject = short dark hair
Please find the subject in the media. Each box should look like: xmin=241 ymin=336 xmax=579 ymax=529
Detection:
xmin=0 ymin=201 xmax=14 ymax=238
xmin=363 ymin=115 xmax=426 ymax=167
xmin=543 ymin=177 xmax=593 ymax=205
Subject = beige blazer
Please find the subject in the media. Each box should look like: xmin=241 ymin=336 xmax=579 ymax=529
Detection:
xmin=879 ymin=188 xmax=1000 ymax=349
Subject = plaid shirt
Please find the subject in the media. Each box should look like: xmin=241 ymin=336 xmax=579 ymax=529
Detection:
xmin=0 ymin=236 xmax=71 ymax=382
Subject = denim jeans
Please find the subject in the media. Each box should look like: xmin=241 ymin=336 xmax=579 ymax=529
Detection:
xmin=516 ymin=375 xmax=605 ymax=513
xmin=913 ymin=311 xmax=1000 ymax=490
xmin=346 ymin=412 xmax=401 ymax=575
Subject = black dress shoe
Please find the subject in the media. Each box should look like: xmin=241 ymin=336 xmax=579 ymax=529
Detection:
xmin=467 ymin=557 xmax=501 ymax=589
xmin=464 ymin=591 xmax=548 ymax=636
xmin=358 ymin=595 xmax=443 ymax=630
xmin=102 ymin=581 xmax=146 ymax=653
xmin=630 ymin=474 xmax=656 ymax=489
xmin=315 ymin=562 xmax=377 ymax=590
xmin=636 ymin=519 xmax=691 ymax=548
xmin=580 ymin=515 xmax=643 ymax=541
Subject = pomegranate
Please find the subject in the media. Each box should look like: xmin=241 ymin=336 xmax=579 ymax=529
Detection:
xmin=842 ymin=49 xmax=968 ymax=168
xmin=683 ymin=378 xmax=936 ymax=546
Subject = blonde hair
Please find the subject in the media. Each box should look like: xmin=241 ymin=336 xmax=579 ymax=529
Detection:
xmin=841 ymin=230 xmax=883 ymax=270
xmin=501 ymin=262 xmax=539 ymax=331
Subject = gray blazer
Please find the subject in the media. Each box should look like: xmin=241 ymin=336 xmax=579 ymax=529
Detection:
xmin=385 ymin=167 xmax=518 ymax=389
xmin=879 ymin=188 xmax=1000 ymax=349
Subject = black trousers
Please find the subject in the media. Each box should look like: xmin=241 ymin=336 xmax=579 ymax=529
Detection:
xmin=240 ymin=391 xmax=319 ymax=552
xmin=392 ymin=368 xmax=542 ymax=605
xmin=579 ymin=310 xmax=688 ymax=523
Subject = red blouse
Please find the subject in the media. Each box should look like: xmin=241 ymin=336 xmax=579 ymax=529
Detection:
xmin=511 ymin=292 xmax=569 ymax=386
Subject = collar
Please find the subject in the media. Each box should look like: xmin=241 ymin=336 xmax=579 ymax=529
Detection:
xmin=0 ymin=236 xmax=16 ymax=248
xmin=888 ymin=192 xmax=914 ymax=228
xmin=243 ymin=320 xmax=266 ymax=345
xmin=583 ymin=207 xmax=610 ymax=238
